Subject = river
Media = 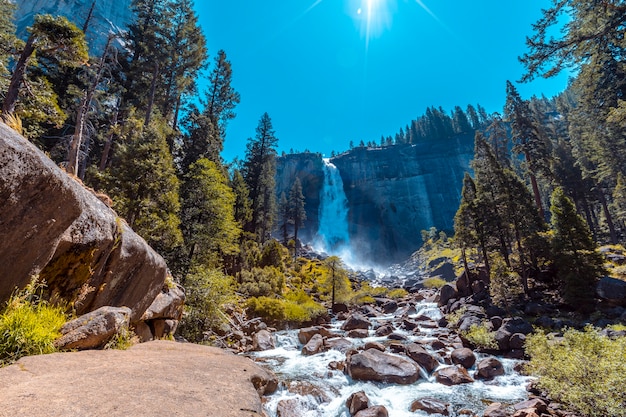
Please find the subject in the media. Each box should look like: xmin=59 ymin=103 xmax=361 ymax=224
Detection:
xmin=250 ymin=300 xmax=532 ymax=416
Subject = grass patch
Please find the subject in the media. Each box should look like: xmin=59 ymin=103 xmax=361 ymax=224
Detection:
xmin=0 ymin=278 xmax=66 ymax=366
xmin=525 ymin=327 xmax=626 ymax=417
xmin=423 ymin=277 xmax=447 ymax=289
xmin=461 ymin=323 xmax=497 ymax=350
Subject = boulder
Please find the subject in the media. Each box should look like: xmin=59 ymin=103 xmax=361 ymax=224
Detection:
xmin=342 ymin=313 xmax=371 ymax=331
xmin=302 ymin=333 xmax=325 ymax=356
xmin=439 ymin=284 xmax=458 ymax=307
xmin=597 ymin=276 xmax=626 ymax=306
xmin=354 ymin=406 xmax=389 ymax=417
xmin=152 ymin=319 xmax=178 ymax=339
xmin=364 ymin=341 xmax=385 ymax=352
xmin=277 ymin=399 xmax=310 ymax=417
xmin=54 ymin=306 xmax=132 ymax=350
xmin=410 ymin=397 xmax=450 ymax=416
xmin=405 ymin=343 xmax=439 ymax=373
xmin=346 ymin=348 xmax=421 ymax=384
xmin=513 ymin=398 xmax=548 ymax=414
xmin=346 ymin=390 xmax=369 ymax=415
xmin=348 ymin=329 xmax=370 ymax=338
xmin=325 ymin=338 xmax=354 ymax=353
xmin=450 ymin=348 xmax=476 ymax=369
xmin=0 ymin=123 xmax=167 ymax=323
xmin=252 ymin=329 xmax=275 ymax=351
xmin=298 ymin=326 xmax=331 ymax=344
xmin=483 ymin=402 xmax=509 ymax=417
xmin=382 ymin=300 xmax=398 ymax=314
xmin=475 ymin=357 xmax=505 ymax=380
xmin=332 ymin=303 xmax=349 ymax=313
xmin=434 ymin=365 xmax=474 ymax=386
xmin=374 ymin=324 xmax=394 ymax=337
xmin=509 ymin=333 xmax=526 ymax=350
xmin=287 ymin=381 xmax=330 ymax=404
xmin=141 ymin=283 xmax=185 ymax=321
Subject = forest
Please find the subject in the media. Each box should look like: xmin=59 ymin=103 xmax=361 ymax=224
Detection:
xmin=1 ymin=0 xmax=626 ymax=344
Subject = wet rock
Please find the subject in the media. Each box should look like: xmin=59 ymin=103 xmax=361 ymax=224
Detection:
xmin=374 ymin=324 xmax=394 ymax=337
xmin=434 ymin=365 xmax=474 ymax=386
xmin=361 ymin=305 xmax=380 ymax=317
xmin=277 ymin=398 xmax=310 ymax=417
xmin=342 ymin=313 xmax=372 ymax=331
xmin=512 ymin=409 xmax=539 ymax=417
xmin=250 ymin=367 xmax=279 ymax=396
xmin=387 ymin=332 xmax=408 ymax=341
xmin=410 ymin=397 xmax=450 ymax=415
xmin=252 ymin=329 xmax=275 ymax=351
xmin=346 ymin=390 xmax=369 ymax=415
xmin=55 ymin=306 xmax=132 ymax=350
xmin=325 ymin=337 xmax=354 ymax=353
xmin=302 ymin=333 xmax=325 ymax=356
xmin=439 ymin=284 xmax=458 ymax=307
xmin=382 ymin=300 xmax=398 ymax=314
xmin=513 ymin=398 xmax=548 ymax=414
xmin=348 ymin=329 xmax=370 ymax=338
xmin=431 ymin=339 xmax=446 ymax=350
xmin=475 ymin=357 xmax=505 ymax=380
xmin=288 ymin=381 xmax=331 ymax=404
xmin=346 ymin=348 xmax=421 ymax=384
xmin=450 ymin=347 xmax=476 ymax=369
xmin=328 ymin=360 xmax=345 ymax=371
xmin=332 ymin=303 xmax=349 ymax=313
xmin=298 ymin=326 xmax=331 ymax=344
xmin=364 ymin=341 xmax=386 ymax=352
xmin=354 ymin=405 xmax=389 ymax=417
xmin=483 ymin=402 xmax=509 ymax=417
xmin=405 ymin=343 xmax=439 ymax=373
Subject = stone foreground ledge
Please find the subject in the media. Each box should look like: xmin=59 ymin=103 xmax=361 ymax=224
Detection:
xmin=0 ymin=340 xmax=275 ymax=417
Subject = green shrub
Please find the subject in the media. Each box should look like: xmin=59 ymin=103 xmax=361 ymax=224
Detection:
xmin=179 ymin=266 xmax=235 ymax=342
xmin=461 ymin=323 xmax=497 ymax=350
xmin=526 ymin=327 xmax=626 ymax=417
xmin=0 ymin=279 xmax=66 ymax=366
xmin=423 ymin=277 xmax=447 ymax=289
xmin=104 ymin=326 xmax=137 ymax=350
xmin=387 ymin=288 xmax=408 ymax=299
xmin=445 ymin=306 xmax=467 ymax=328
xmin=246 ymin=294 xmax=326 ymax=326
xmin=239 ymin=266 xmax=285 ymax=297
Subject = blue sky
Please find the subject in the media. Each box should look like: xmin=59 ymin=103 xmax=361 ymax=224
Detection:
xmin=195 ymin=1 xmax=570 ymax=162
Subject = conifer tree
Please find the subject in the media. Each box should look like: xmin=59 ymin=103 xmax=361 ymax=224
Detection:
xmin=289 ymin=177 xmax=307 ymax=251
xmin=549 ymin=187 xmax=605 ymax=311
xmin=0 ymin=0 xmax=17 ymax=93
xmin=277 ymin=191 xmax=290 ymax=244
xmin=180 ymin=158 xmax=241 ymax=269
xmin=242 ymin=113 xmax=279 ymax=243
xmin=205 ymin=50 xmax=240 ymax=139
xmin=231 ymin=169 xmax=253 ymax=230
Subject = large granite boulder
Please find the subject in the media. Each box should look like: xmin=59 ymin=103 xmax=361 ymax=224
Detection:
xmin=434 ymin=365 xmax=475 ymax=386
xmin=346 ymin=348 xmax=420 ymax=384
xmin=297 ymin=326 xmax=331 ymax=344
xmin=450 ymin=347 xmax=476 ymax=369
xmin=354 ymin=406 xmax=389 ymax=417
xmin=302 ymin=333 xmax=325 ymax=356
xmin=54 ymin=306 xmax=132 ymax=350
xmin=342 ymin=313 xmax=371 ymax=331
xmin=597 ymin=276 xmax=626 ymax=306
xmin=0 ymin=123 xmax=168 ymax=324
xmin=405 ymin=343 xmax=440 ymax=374
xmin=346 ymin=391 xmax=370 ymax=415
xmin=252 ymin=330 xmax=276 ymax=351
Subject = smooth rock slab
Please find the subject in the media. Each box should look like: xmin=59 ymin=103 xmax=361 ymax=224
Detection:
xmin=0 ymin=340 xmax=276 ymax=417
xmin=346 ymin=348 xmax=420 ymax=384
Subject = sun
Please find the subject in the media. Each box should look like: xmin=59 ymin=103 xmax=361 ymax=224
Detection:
xmin=357 ymin=0 xmax=392 ymax=50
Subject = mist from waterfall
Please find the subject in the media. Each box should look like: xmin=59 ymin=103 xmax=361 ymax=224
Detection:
xmin=316 ymin=159 xmax=351 ymax=255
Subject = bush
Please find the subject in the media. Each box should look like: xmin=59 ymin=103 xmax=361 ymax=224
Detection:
xmin=179 ymin=266 xmax=235 ymax=342
xmin=461 ymin=323 xmax=497 ymax=350
xmin=423 ymin=277 xmax=447 ymax=289
xmin=0 ymin=279 xmax=66 ymax=366
xmin=239 ymin=266 xmax=285 ymax=297
xmin=525 ymin=327 xmax=626 ymax=417
xmin=387 ymin=288 xmax=408 ymax=299
xmin=246 ymin=293 xmax=326 ymax=326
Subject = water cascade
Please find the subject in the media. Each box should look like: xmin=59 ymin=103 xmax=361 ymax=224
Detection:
xmin=317 ymin=159 xmax=351 ymax=254
xmin=252 ymin=300 xmax=532 ymax=417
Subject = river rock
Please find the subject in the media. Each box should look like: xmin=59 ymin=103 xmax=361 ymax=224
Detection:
xmin=374 ymin=324 xmax=394 ymax=337
xmin=354 ymin=405 xmax=389 ymax=417
xmin=405 ymin=343 xmax=439 ymax=373
xmin=346 ymin=390 xmax=369 ymax=415
xmin=348 ymin=329 xmax=370 ymax=338
xmin=298 ymin=326 xmax=331 ymax=344
xmin=509 ymin=333 xmax=526 ymax=350
xmin=410 ymin=397 xmax=450 ymax=416
xmin=364 ymin=341 xmax=386 ymax=352
xmin=54 ymin=306 xmax=132 ymax=350
xmin=342 ymin=313 xmax=371 ymax=331
xmin=325 ymin=337 xmax=354 ymax=353
xmin=475 ymin=357 xmax=505 ymax=380
xmin=382 ymin=300 xmax=398 ymax=314
xmin=277 ymin=398 xmax=310 ymax=417
xmin=252 ymin=329 xmax=275 ymax=351
xmin=450 ymin=347 xmax=476 ymax=369
xmin=302 ymin=333 xmax=325 ymax=356
xmin=288 ymin=381 xmax=331 ymax=404
xmin=513 ymin=398 xmax=548 ymax=414
xmin=483 ymin=403 xmax=509 ymax=417
xmin=346 ymin=348 xmax=421 ymax=384
xmin=434 ymin=365 xmax=474 ymax=386
xmin=439 ymin=284 xmax=458 ymax=307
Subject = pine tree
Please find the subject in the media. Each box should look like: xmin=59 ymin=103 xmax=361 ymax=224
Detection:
xmin=242 ymin=113 xmax=279 ymax=243
xmin=180 ymin=158 xmax=241 ymax=269
xmin=277 ymin=191 xmax=290 ymax=244
xmin=231 ymin=169 xmax=253 ymax=230
xmin=0 ymin=0 xmax=17 ymax=93
xmin=289 ymin=177 xmax=307 ymax=251
xmin=485 ymin=113 xmax=510 ymax=166
xmin=205 ymin=50 xmax=240 ymax=139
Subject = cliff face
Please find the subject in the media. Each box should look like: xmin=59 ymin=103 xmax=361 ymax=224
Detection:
xmin=276 ymin=134 xmax=474 ymax=263
xmin=15 ymin=0 xmax=133 ymax=51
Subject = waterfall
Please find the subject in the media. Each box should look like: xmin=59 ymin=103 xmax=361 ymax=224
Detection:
xmin=317 ymin=159 xmax=350 ymax=253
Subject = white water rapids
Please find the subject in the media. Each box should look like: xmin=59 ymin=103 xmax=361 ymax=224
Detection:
xmin=250 ymin=302 xmax=532 ymax=416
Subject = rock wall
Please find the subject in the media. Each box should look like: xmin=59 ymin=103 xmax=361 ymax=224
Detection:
xmin=0 ymin=123 xmax=167 ymax=323
xmin=15 ymin=0 xmax=133 ymax=52
xmin=276 ymin=134 xmax=474 ymax=264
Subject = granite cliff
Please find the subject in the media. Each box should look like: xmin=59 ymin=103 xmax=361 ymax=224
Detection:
xmin=276 ymin=134 xmax=475 ymax=264
xmin=15 ymin=0 xmax=132 ymax=51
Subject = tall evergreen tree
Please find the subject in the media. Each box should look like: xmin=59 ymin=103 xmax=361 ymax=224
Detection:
xmin=0 ymin=0 xmax=17 ymax=93
xmin=289 ymin=177 xmax=307 ymax=251
xmin=205 ymin=50 xmax=240 ymax=139
xmin=277 ymin=191 xmax=290 ymax=244
xmin=549 ymin=187 xmax=605 ymax=311
xmin=242 ymin=113 xmax=279 ymax=243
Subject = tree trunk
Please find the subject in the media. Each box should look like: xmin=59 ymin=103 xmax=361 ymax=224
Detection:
xmin=529 ymin=172 xmax=545 ymax=220
xmin=598 ymin=188 xmax=618 ymax=244
xmin=2 ymin=35 xmax=36 ymax=116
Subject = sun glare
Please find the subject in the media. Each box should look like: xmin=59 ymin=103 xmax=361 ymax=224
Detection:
xmin=356 ymin=0 xmax=392 ymax=51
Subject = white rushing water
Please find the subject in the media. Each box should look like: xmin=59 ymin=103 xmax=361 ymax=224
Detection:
xmin=316 ymin=159 xmax=351 ymax=254
xmin=251 ymin=302 xmax=533 ymax=417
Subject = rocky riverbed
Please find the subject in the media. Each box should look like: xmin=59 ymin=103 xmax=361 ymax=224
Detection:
xmin=245 ymin=290 xmax=547 ymax=417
